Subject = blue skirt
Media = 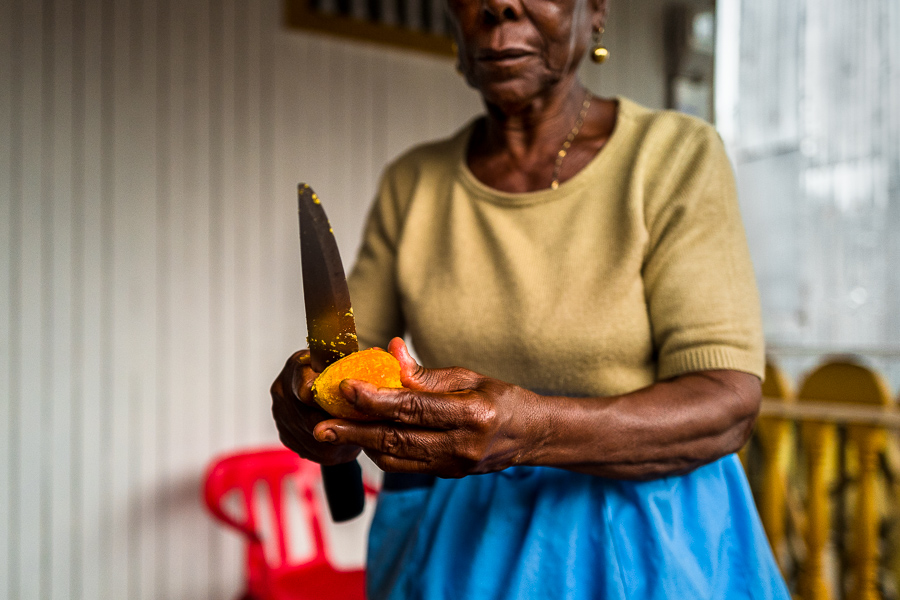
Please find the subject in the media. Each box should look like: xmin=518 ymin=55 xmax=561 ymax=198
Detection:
xmin=366 ymin=455 xmax=789 ymax=599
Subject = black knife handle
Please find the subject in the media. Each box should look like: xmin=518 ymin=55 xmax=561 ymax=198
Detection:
xmin=321 ymin=460 xmax=365 ymax=522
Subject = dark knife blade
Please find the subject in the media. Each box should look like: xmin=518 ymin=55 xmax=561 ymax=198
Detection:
xmin=297 ymin=183 xmax=365 ymax=522
xmin=298 ymin=184 xmax=359 ymax=370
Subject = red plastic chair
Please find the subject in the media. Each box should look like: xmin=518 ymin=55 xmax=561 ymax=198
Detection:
xmin=203 ymin=447 xmax=371 ymax=600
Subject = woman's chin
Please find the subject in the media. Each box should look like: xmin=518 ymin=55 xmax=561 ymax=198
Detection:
xmin=475 ymin=80 xmax=552 ymax=112
xmin=467 ymin=67 xmax=564 ymax=112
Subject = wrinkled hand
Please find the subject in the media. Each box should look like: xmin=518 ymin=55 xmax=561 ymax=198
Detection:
xmin=270 ymin=350 xmax=362 ymax=466
xmin=311 ymin=338 xmax=540 ymax=478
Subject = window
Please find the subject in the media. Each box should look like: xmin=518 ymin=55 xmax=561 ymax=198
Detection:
xmin=717 ymin=0 xmax=900 ymax=349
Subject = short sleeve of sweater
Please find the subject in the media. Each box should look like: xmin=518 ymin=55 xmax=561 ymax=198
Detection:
xmin=346 ymin=165 xmax=409 ymax=350
xmin=348 ymin=131 xmax=466 ymax=353
xmin=641 ymin=120 xmax=765 ymax=380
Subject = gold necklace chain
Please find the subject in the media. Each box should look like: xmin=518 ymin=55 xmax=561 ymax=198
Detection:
xmin=550 ymin=93 xmax=592 ymax=190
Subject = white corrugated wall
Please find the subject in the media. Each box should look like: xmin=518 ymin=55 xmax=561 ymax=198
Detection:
xmin=0 ymin=1 xmax=483 ymax=598
xmin=0 ymin=0 xmax=668 ymax=598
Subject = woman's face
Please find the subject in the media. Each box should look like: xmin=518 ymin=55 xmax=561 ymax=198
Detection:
xmin=446 ymin=0 xmax=604 ymax=107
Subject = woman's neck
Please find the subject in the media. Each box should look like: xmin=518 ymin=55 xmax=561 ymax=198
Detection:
xmin=481 ymin=81 xmax=589 ymax=162
xmin=467 ymin=81 xmax=615 ymax=193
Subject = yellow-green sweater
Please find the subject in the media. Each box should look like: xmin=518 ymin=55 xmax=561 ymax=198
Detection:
xmin=348 ymin=97 xmax=764 ymax=397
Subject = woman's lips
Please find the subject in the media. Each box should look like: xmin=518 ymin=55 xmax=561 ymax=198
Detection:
xmin=476 ymin=48 xmax=534 ymax=62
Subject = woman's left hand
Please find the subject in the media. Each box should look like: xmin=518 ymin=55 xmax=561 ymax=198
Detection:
xmin=312 ymin=337 xmax=539 ymax=478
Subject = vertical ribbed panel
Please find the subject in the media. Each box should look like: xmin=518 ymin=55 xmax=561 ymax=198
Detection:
xmin=0 ymin=0 xmax=483 ymax=598
xmin=3 ymin=0 xmax=23 ymax=596
xmin=0 ymin=2 xmax=10 ymax=597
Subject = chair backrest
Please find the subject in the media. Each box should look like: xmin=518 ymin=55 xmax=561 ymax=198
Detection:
xmin=795 ymin=359 xmax=893 ymax=599
xmin=203 ymin=447 xmax=331 ymax=587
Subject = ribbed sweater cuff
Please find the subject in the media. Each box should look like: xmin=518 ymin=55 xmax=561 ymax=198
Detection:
xmin=658 ymin=346 xmax=765 ymax=381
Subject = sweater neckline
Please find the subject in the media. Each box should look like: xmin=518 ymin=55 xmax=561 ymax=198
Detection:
xmin=456 ymin=96 xmax=631 ymax=207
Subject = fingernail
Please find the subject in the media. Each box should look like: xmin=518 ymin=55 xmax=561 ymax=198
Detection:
xmin=318 ymin=429 xmax=336 ymax=443
xmin=339 ymin=380 xmax=357 ymax=402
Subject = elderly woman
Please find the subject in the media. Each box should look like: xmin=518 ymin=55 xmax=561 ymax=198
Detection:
xmin=272 ymin=0 xmax=789 ymax=597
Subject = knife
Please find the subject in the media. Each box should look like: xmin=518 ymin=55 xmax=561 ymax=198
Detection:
xmin=298 ymin=183 xmax=366 ymax=522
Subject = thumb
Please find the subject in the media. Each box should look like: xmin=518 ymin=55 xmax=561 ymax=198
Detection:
xmin=387 ymin=337 xmax=480 ymax=393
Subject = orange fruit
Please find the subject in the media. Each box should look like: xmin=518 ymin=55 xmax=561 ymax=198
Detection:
xmin=312 ymin=348 xmax=404 ymax=419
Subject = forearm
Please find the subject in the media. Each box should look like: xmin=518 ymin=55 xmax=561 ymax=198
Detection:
xmin=313 ymin=341 xmax=763 ymax=481
xmin=518 ymin=370 xmax=761 ymax=480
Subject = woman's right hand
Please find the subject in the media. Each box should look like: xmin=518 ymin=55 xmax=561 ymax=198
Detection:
xmin=270 ymin=349 xmax=362 ymax=465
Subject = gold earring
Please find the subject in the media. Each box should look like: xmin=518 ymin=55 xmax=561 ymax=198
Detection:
xmin=590 ymin=28 xmax=609 ymax=64
xmin=451 ymin=42 xmax=463 ymax=75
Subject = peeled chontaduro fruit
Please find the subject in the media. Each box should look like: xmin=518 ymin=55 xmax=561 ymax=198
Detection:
xmin=312 ymin=347 xmax=404 ymax=419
